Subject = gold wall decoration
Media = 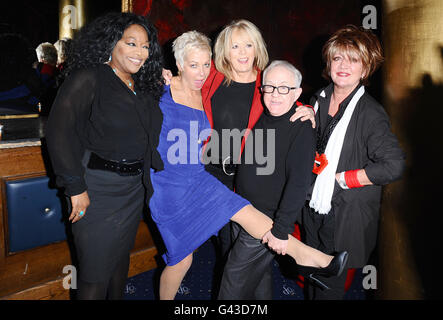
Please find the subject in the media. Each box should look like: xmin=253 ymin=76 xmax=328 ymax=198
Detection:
xmin=379 ymin=0 xmax=443 ymax=299
xmin=122 ymin=0 xmax=134 ymax=13
xmin=58 ymin=0 xmax=87 ymax=39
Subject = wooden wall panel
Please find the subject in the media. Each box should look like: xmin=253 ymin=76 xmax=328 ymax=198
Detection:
xmin=0 ymin=145 xmax=158 ymax=300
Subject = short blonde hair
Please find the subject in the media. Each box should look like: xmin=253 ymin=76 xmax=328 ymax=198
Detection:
xmin=214 ymin=19 xmax=269 ymax=85
xmin=54 ymin=38 xmax=71 ymax=65
xmin=322 ymin=25 xmax=384 ymax=85
xmin=172 ymin=31 xmax=212 ymax=68
xmin=36 ymin=42 xmax=58 ymax=65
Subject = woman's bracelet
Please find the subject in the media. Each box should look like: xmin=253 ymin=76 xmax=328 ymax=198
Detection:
xmin=338 ymin=171 xmax=349 ymax=189
xmin=338 ymin=170 xmax=364 ymax=189
xmin=345 ymin=169 xmax=363 ymax=189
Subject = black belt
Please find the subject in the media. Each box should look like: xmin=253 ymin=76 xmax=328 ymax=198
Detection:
xmin=87 ymin=152 xmax=143 ymax=176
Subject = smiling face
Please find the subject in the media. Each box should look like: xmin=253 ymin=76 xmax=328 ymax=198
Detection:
xmin=330 ymin=50 xmax=365 ymax=92
xmin=177 ymin=47 xmax=211 ymax=91
xmin=109 ymin=24 xmax=150 ymax=77
xmin=263 ymin=65 xmax=302 ymax=117
xmin=228 ymin=28 xmax=256 ymax=81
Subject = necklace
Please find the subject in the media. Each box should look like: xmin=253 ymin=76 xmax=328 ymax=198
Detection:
xmin=110 ymin=66 xmax=136 ymax=95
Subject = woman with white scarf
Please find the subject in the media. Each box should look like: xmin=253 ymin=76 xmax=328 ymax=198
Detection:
xmin=302 ymin=25 xmax=405 ymax=300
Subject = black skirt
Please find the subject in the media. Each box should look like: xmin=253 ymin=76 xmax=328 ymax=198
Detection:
xmin=71 ymin=151 xmax=145 ymax=283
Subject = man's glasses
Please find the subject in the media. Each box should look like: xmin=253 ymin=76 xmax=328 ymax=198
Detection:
xmin=260 ymin=85 xmax=297 ymax=95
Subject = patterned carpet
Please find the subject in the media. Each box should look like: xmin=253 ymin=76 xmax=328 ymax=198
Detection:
xmin=124 ymin=239 xmax=367 ymax=300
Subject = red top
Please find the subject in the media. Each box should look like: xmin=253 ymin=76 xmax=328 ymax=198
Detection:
xmin=40 ymin=63 xmax=56 ymax=76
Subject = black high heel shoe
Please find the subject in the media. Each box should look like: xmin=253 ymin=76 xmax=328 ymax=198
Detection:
xmin=296 ymin=251 xmax=348 ymax=290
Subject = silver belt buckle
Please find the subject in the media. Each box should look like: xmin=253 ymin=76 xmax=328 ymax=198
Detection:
xmin=222 ymin=156 xmax=235 ymax=176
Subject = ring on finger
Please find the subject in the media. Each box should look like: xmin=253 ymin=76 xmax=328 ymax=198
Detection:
xmin=78 ymin=210 xmax=85 ymax=217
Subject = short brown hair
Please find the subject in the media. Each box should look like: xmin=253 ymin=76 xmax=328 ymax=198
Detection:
xmin=322 ymin=25 xmax=384 ymax=85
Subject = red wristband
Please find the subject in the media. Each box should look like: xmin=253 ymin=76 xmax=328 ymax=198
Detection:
xmin=344 ymin=169 xmax=363 ymax=189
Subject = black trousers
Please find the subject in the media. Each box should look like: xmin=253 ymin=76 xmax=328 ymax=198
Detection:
xmin=204 ymin=163 xmax=241 ymax=298
xmin=302 ymin=205 xmax=348 ymax=300
xmin=204 ymin=164 xmax=239 ymax=258
xmin=218 ymin=228 xmax=274 ymax=300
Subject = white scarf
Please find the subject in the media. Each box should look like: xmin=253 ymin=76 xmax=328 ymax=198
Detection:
xmin=309 ymin=86 xmax=365 ymax=214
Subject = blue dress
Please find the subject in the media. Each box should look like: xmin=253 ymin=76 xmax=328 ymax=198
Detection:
xmin=149 ymin=86 xmax=250 ymax=266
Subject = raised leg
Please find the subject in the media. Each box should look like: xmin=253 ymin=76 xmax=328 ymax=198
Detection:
xmin=230 ymin=205 xmax=333 ymax=268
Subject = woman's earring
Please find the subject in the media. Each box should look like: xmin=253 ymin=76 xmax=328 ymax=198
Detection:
xmin=108 ymin=54 xmax=112 ymax=62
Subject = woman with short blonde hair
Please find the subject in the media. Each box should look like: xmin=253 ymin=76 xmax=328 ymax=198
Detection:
xmin=36 ymin=42 xmax=58 ymax=66
xmin=172 ymin=30 xmax=212 ymax=68
xmin=53 ymin=38 xmax=71 ymax=67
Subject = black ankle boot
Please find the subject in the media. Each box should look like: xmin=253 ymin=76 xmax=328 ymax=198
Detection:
xmin=297 ymin=251 xmax=348 ymax=290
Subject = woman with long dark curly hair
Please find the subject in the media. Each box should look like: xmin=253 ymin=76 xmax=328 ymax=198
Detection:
xmin=46 ymin=12 xmax=164 ymax=300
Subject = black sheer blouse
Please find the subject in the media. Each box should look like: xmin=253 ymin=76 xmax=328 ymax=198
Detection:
xmin=210 ymin=80 xmax=255 ymax=162
xmin=46 ymin=64 xmax=163 ymax=196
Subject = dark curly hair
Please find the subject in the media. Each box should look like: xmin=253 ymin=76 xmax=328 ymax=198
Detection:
xmin=64 ymin=12 xmax=163 ymax=100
